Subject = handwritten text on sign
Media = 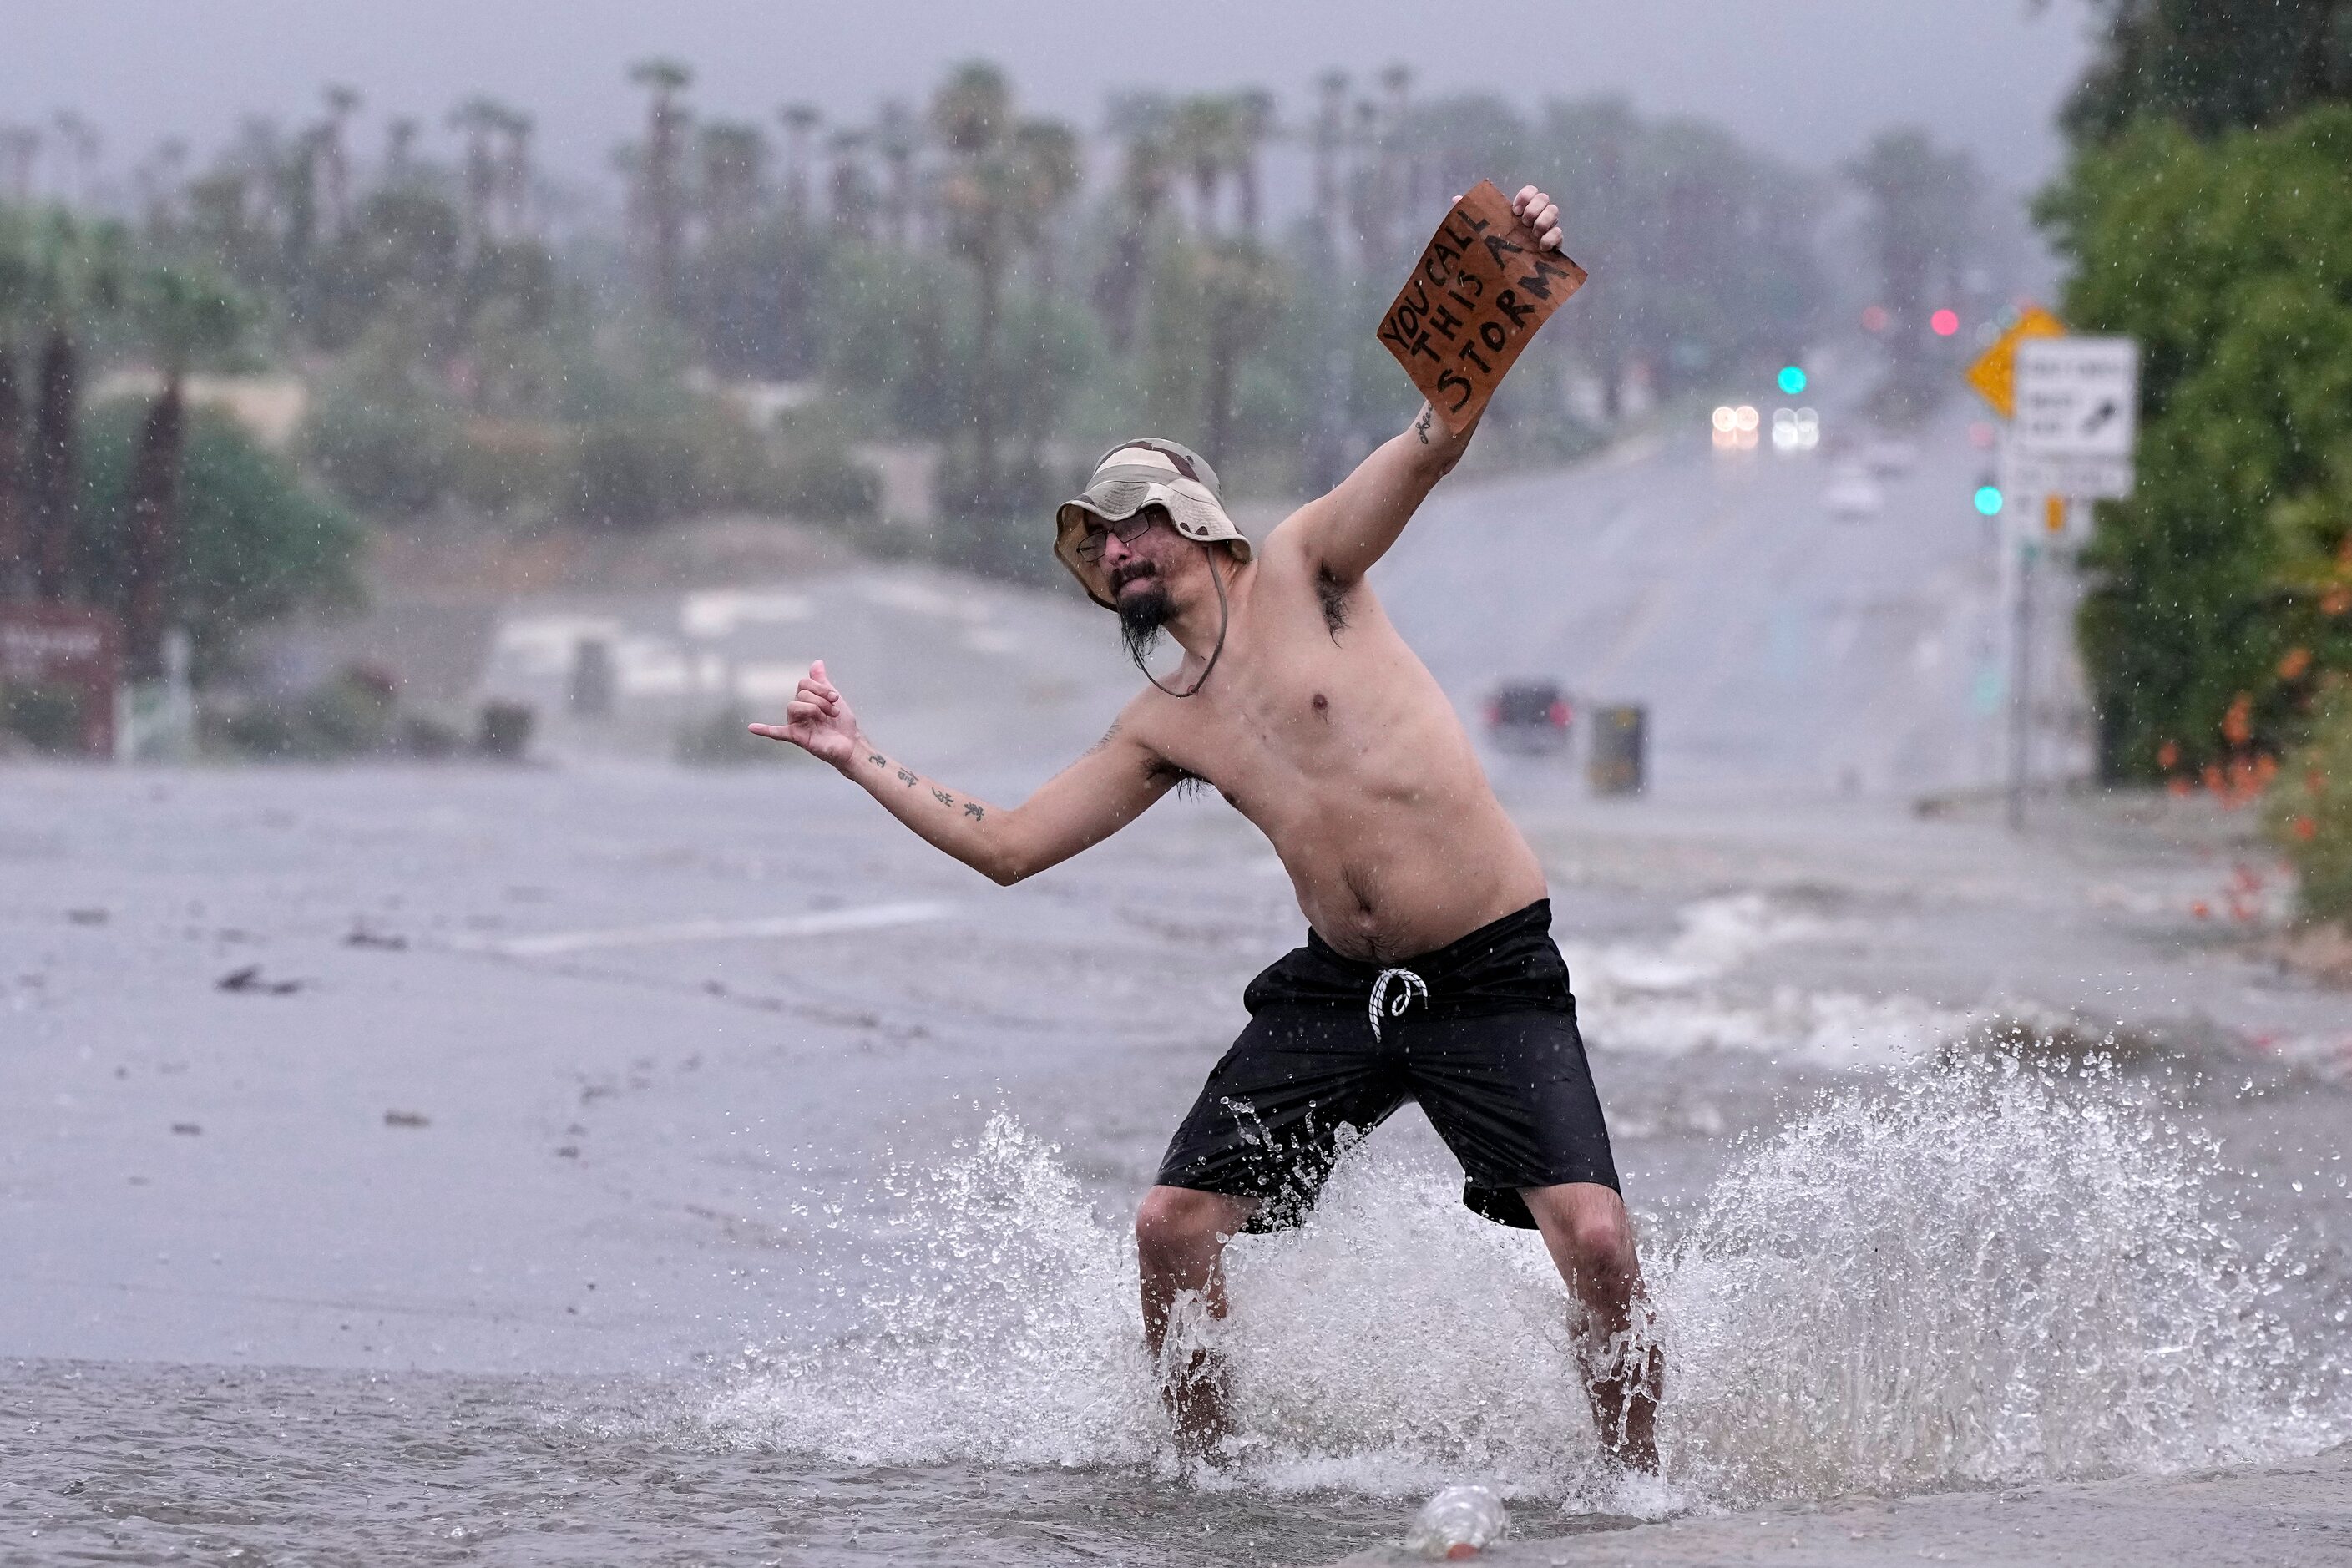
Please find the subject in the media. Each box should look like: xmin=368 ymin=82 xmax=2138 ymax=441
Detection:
xmin=1377 ymin=180 xmax=1586 ymax=431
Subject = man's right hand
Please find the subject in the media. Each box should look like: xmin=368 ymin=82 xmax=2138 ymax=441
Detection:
xmin=750 ymin=659 xmax=862 ymax=771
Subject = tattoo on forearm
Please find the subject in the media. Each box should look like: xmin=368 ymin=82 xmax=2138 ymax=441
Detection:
xmin=1084 ymin=722 xmax=1121 ymax=757
xmin=895 ymin=767 xmax=918 ymax=788
xmin=867 ymin=752 xmax=887 ymax=768
xmin=930 ymin=786 xmax=954 ymax=807
xmin=963 ymin=801 xmax=985 ymax=821
xmin=1414 ymin=406 xmax=1434 ymax=444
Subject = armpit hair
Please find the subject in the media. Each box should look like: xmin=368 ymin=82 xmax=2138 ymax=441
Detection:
xmin=1314 ymin=564 xmax=1353 ymax=639
xmin=1145 ymin=757 xmax=1211 ymax=799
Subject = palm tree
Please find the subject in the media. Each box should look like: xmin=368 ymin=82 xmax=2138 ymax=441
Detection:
xmin=1095 ymin=94 xmax=1171 ymax=353
xmin=697 ymin=119 xmax=769 ymax=237
xmin=1312 ymin=71 xmax=1348 ymax=244
xmin=448 ymin=97 xmax=510 ymax=253
xmin=1197 ymin=241 xmax=1284 ymax=463
xmin=50 ymin=113 xmax=101 ymax=208
xmin=384 ymin=116 xmax=422 ymax=182
xmin=628 ymin=58 xmax=694 ymax=312
xmin=777 ymin=102 xmax=822 ymax=220
xmin=25 ymin=212 xmax=124 ymax=604
xmin=0 ymin=210 xmax=33 ymax=598
xmin=121 ymin=265 xmax=246 ymax=678
xmin=0 ymin=126 xmax=36 ymax=202
xmin=1846 ymin=128 xmax=1979 ymax=398
xmin=1004 ymin=117 xmax=1081 ymax=484
xmin=1229 ymin=89 xmax=1276 ymax=238
xmin=1170 ymin=94 xmax=1236 ymax=234
xmin=319 ymin=84 xmax=361 ymax=235
xmin=1009 ymin=119 xmax=1079 ymax=288
xmin=497 ymin=108 xmax=534 ymax=239
xmin=827 ymin=128 xmax=876 ymax=237
xmin=873 ymin=100 xmax=918 ymax=247
xmin=931 ymin=62 xmax=1015 ymax=507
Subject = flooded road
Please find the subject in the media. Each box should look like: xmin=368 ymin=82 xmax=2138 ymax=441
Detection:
xmin=3 ymin=753 xmax=2346 ymax=1563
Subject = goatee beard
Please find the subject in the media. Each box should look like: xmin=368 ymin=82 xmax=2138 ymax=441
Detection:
xmin=1117 ymin=579 xmax=1173 ymax=665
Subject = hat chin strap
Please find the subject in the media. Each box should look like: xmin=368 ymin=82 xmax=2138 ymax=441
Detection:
xmin=1133 ymin=542 xmax=1228 ymax=699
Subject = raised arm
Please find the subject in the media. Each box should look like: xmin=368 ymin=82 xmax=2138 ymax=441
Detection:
xmin=751 ymin=662 xmax=1173 ymax=886
xmin=1269 ymin=184 xmax=1566 ymax=585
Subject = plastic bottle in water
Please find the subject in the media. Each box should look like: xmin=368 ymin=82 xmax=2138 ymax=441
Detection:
xmin=1404 ymin=1483 xmax=1509 ymax=1560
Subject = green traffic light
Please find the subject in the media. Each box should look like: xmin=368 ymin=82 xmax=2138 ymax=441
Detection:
xmin=1974 ymin=485 xmax=2003 ymax=517
xmin=1777 ymin=365 xmax=1807 ymax=396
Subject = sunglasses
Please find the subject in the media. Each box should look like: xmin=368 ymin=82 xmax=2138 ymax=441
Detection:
xmin=1071 ymin=511 xmax=1160 ymax=563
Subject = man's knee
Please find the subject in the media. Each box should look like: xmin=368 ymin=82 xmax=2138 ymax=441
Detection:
xmin=1525 ymin=1183 xmax=1639 ymax=1292
xmin=1569 ymin=1203 xmax=1636 ymax=1280
xmin=1135 ymin=1186 xmax=1242 ymax=1269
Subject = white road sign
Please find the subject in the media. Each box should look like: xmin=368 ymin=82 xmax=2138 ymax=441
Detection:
xmin=2010 ymin=336 xmax=2137 ymax=498
xmin=2002 ymin=448 xmax=2135 ymax=501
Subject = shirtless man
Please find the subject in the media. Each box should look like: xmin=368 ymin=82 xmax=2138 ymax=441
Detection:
xmin=755 ymin=185 xmax=1659 ymax=1469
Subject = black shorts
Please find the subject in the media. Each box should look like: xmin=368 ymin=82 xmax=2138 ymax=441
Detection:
xmin=1156 ymin=899 xmax=1619 ymax=1231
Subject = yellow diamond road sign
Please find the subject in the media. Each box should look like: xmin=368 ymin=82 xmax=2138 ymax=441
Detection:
xmin=1965 ymin=304 xmax=2065 ymax=419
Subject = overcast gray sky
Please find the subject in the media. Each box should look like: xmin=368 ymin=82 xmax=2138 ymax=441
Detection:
xmin=8 ymin=1 xmax=2098 ymax=200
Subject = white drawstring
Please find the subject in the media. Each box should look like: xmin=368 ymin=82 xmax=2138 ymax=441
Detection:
xmin=1368 ymin=966 xmax=1429 ymax=1043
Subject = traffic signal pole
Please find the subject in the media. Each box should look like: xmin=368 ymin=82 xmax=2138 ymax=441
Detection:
xmin=2006 ymin=528 xmax=2036 ymax=830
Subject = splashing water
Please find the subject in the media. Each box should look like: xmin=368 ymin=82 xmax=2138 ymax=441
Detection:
xmin=1657 ymin=1057 xmax=2339 ymax=1504
xmin=701 ymin=1060 xmax=2343 ymax=1512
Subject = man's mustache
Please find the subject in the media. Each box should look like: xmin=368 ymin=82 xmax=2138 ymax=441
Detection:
xmin=1110 ymin=561 xmax=1158 ymax=590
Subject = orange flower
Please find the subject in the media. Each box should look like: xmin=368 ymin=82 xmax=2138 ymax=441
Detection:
xmin=2254 ymin=752 xmax=2279 ymax=787
xmin=2279 ymin=647 xmax=2313 ymax=680
xmin=2221 ymin=693 xmax=2253 ymax=746
xmin=2157 ymin=740 xmax=2180 ymax=769
xmin=2294 ymin=815 xmax=2318 ymax=841
xmin=2324 ymin=586 xmax=2352 ymax=617
xmin=2203 ymin=763 xmax=2226 ymax=794
xmin=2190 ymin=899 xmax=2212 ymax=919
xmin=2168 ymin=776 xmax=2194 ymax=797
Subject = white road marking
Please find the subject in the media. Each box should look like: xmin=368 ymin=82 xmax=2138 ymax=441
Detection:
xmin=467 ymin=900 xmax=957 ymax=958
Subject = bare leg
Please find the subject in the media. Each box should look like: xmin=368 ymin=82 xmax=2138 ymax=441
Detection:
xmin=1521 ymin=1181 xmax=1662 ymax=1471
xmin=1134 ymin=1185 xmax=1257 ymax=1459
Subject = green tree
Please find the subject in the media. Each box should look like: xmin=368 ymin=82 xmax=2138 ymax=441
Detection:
xmin=2061 ymin=0 xmax=2352 ymax=144
xmin=1846 ymin=128 xmax=1979 ymax=409
xmin=78 ymin=400 xmax=361 ymax=674
xmin=2038 ymin=106 xmax=2352 ymax=779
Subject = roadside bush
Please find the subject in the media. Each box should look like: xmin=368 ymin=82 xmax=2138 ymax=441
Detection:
xmin=2040 ymin=106 xmax=2352 ymax=780
xmin=303 ymin=373 xmax=463 ymax=515
xmin=209 ymin=666 xmax=397 ymax=759
xmin=776 ymin=443 xmax=882 ymax=523
xmin=0 ymin=684 xmax=83 ymax=753
xmin=451 ymin=417 xmax=572 ymax=515
xmin=78 ymin=401 xmax=364 ymax=677
xmin=568 ymin=416 xmax=710 ymax=529
xmin=2267 ymin=685 xmax=2352 ymax=924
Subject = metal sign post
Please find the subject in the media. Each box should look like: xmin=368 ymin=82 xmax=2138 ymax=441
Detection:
xmin=1994 ymin=336 xmax=2137 ymax=827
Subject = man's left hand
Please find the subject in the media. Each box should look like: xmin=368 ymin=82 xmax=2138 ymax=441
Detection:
xmin=1511 ymin=185 xmax=1565 ymax=253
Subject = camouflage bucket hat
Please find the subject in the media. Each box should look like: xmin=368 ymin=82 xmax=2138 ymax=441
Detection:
xmin=1054 ymin=439 xmax=1252 ymax=609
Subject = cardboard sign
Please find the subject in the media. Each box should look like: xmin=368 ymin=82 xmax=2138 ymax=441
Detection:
xmin=1377 ymin=180 xmax=1586 ymax=431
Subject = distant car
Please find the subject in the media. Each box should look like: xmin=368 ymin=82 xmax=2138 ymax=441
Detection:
xmin=1859 ymin=438 xmax=1919 ymax=478
xmin=1485 ymin=680 xmax=1572 ymax=755
xmin=1824 ymin=467 xmax=1885 ymax=519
